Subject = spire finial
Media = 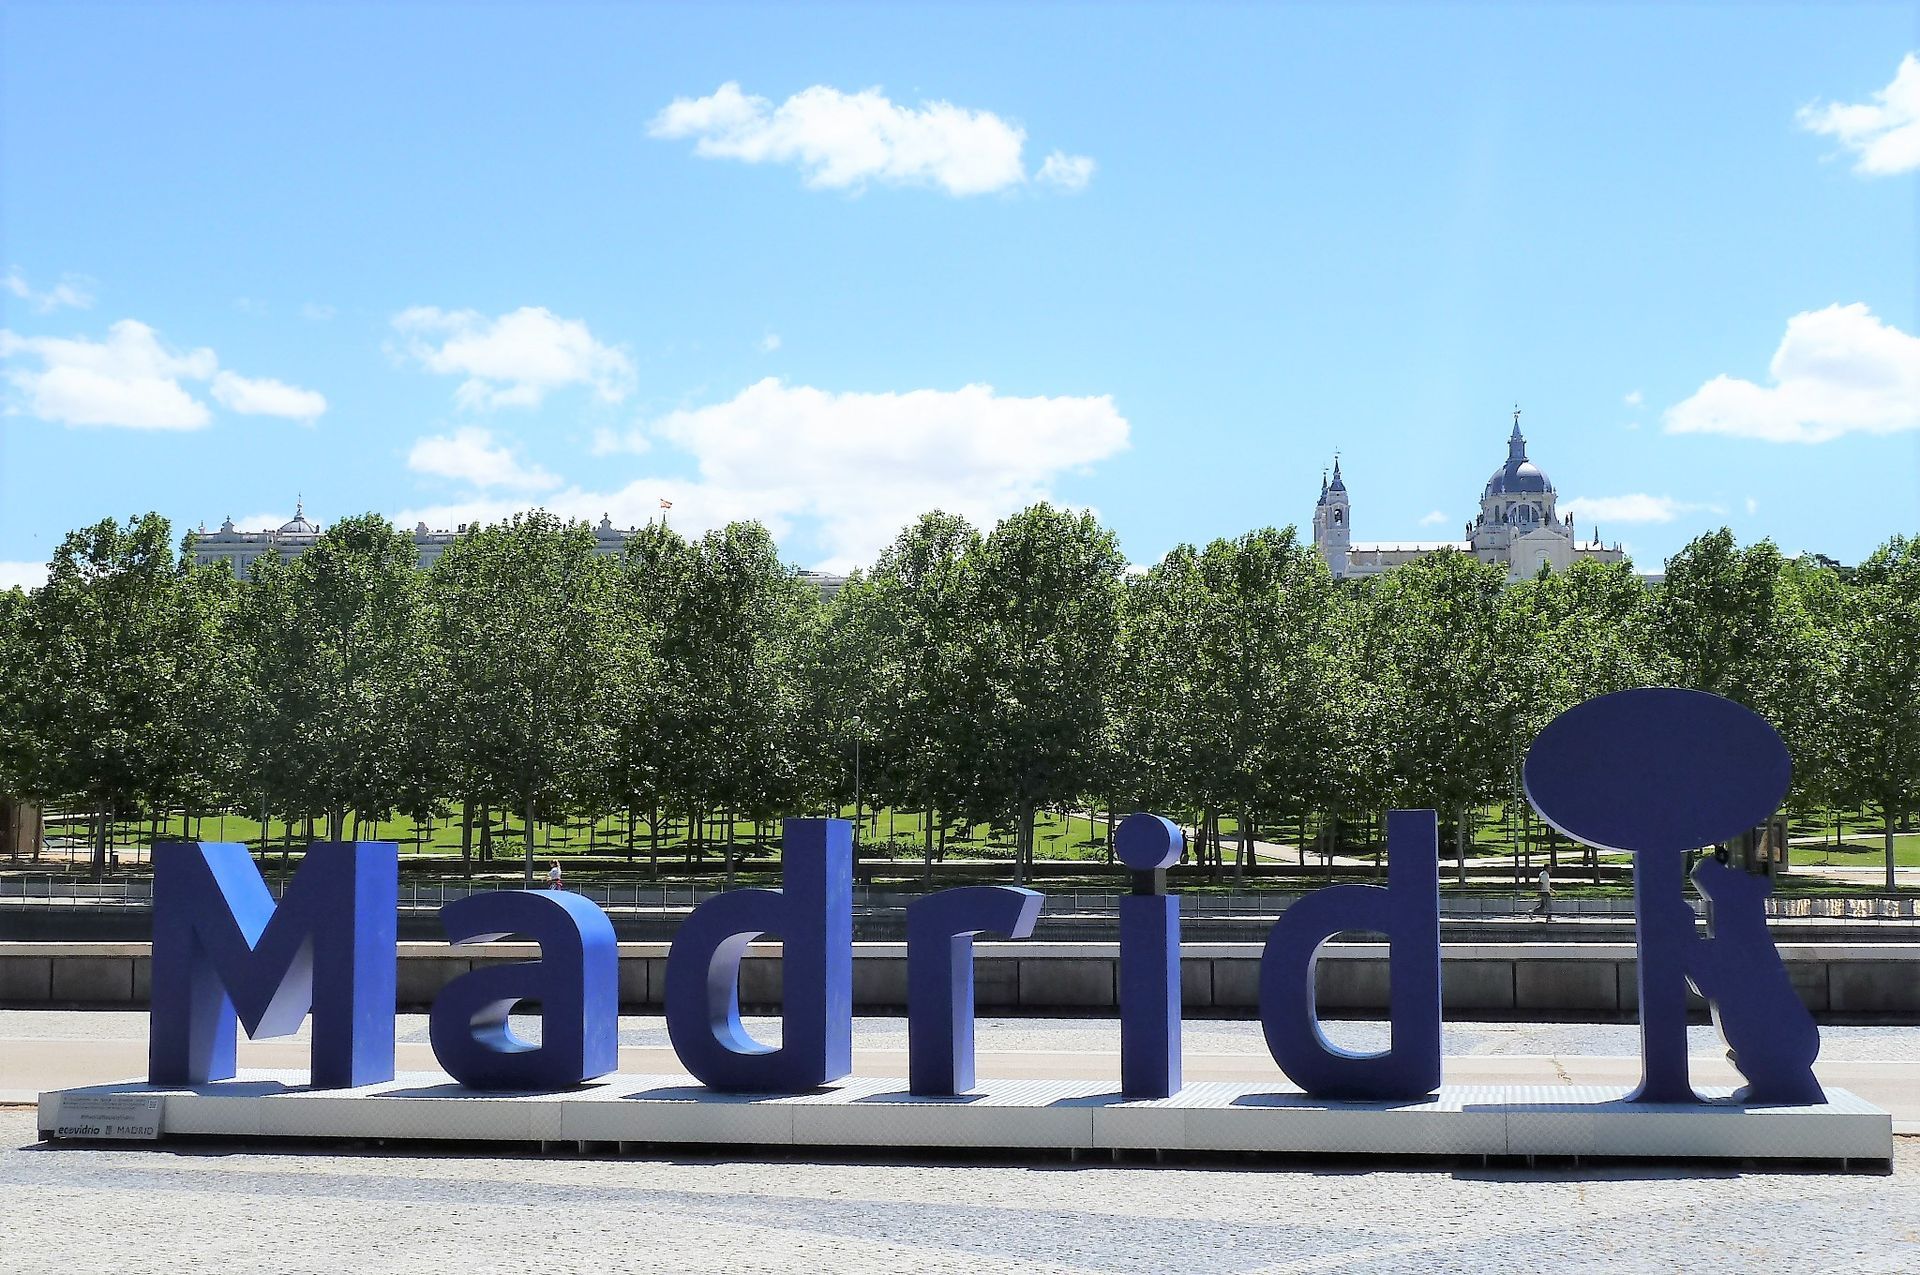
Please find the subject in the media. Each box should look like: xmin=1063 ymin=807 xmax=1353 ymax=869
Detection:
xmin=295 ymin=492 xmax=304 ymax=518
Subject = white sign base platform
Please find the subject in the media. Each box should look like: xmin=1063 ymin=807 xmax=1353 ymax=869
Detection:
xmin=38 ymin=1073 xmax=1894 ymax=1165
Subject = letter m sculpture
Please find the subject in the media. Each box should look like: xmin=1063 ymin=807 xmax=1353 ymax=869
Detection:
xmin=149 ymin=841 xmax=398 ymax=1089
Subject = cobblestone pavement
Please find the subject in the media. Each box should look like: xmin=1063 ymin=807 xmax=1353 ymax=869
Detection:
xmin=0 ymin=1109 xmax=1913 ymax=1275
xmin=7 ymin=1015 xmax=1917 ymax=1272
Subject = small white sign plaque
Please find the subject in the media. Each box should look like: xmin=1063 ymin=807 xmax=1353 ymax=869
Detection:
xmin=55 ymin=1094 xmax=163 ymax=1140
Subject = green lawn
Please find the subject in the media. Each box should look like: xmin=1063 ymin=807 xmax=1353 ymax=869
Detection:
xmin=1788 ymin=833 xmax=1920 ymax=868
xmin=19 ymin=802 xmax=1917 ymax=889
xmin=27 ymin=805 xmax=1118 ymax=867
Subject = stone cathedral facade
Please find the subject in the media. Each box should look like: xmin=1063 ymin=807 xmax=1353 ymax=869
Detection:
xmin=1312 ymin=412 xmax=1626 ymax=583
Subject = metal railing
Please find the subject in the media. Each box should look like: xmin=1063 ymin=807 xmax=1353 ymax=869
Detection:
xmin=2 ymin=875 xmax=1916 ymax=921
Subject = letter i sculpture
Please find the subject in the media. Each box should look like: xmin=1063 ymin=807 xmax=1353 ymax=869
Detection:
xmin=1116 ymin=812 xmax=1183 ymax=1101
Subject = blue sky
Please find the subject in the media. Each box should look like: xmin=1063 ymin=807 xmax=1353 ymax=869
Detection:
xmin=3 ymin=1 xmax=1916 ymax=585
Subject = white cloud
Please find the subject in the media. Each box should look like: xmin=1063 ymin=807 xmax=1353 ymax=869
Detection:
xmin=393 ymin=305 xmax=634 ymax=410
xmin=1663 ymin=304 xmax=1920 ymax=443
xmin=1036 ymin=151 xmax=1096 ymax=191
xmin=211 ymin=371 xmax=326 ymax=420
xmin=1745 ymin=496 xmax=1760 ymax=516
xmin=0 ymin=560 xmax=48 ymax=591
xmin=408 ymin=426 xmax=560 ymax=491
xmin=4 ymin=269 xmax=93 ymax=313
xmin=1623 ymin=389 xmax=1643 ymax=407
xmin=1417 ymin=509 xmax=1448 ymax=526
xmin=401 ymin=377 xmax=1130 ymax=571
xmin=2 ymin=320 xmax=214 ymax=429
xmin=300 ymin=302 xmax=336 ymax=321
xmin=590 ymin=425 xmax=651 ymax=456
xmin=1 ymin=319 xmax=326 ymax=430
xmin=1561 ymin=494 xmax=1719 ymax=524
xmin=649 ymin=82 xmax=1088 ymax=196
xmin=1798 ymin=53 xmax=1920 ymax=176
xmin=758 ymin=332 xmax=782 ymax=353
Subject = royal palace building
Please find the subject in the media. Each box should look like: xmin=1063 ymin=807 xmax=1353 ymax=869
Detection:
xmin=190 ymin=503 xmax=849 ymax=599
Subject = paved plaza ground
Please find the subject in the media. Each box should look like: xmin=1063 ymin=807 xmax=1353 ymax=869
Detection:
xmin=2 ymin=1013 xmax=1916 ymax=1272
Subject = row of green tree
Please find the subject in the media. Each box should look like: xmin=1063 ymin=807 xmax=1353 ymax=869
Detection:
xmin=1 ymin=508 xmax=1915 ymax=888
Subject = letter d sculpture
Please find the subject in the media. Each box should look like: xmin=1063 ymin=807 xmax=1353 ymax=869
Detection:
xmin=665 ymin=817 xmax=853 ymax=1092
xmin=1258 ymin=810 xmax=1442 ymax=1100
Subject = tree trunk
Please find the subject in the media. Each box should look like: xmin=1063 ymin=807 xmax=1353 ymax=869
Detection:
xmin=1236 ymin=810 xmax=1250 ymax=883
xmin=1887 ymin=806 xmax=1899 ymax=894
xmin=92 ymin=805 xmax=110 ymax=880
xmin=1456 ymin=806 xmax=1469 ymax=887
xmin=460 ymin=799 xmax=473 ymax=877
xmin=923 ymin=806 xmax=934 ymax=884
xmin=1014 ymin=807 xmax=1033 ymax=884
xmin=524 ymin=790 xmax=536 ymax=888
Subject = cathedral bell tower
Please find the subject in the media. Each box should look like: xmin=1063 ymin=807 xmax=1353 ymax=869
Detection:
xmin=1312 ymin=455 xmax=1351 ymax=578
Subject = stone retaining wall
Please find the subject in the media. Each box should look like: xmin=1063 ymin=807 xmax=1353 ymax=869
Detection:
xmin=2 ymin=941 xmax=1916 ymax=1018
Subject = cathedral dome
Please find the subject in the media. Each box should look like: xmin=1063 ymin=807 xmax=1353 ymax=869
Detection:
xmin=1485 ymin=458 xmax=1551 ymax=495
xmin=1484 ymin=413 xmax=1551 ymax=495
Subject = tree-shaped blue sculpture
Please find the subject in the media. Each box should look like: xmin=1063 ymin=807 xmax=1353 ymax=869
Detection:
xmin=1525 ymin=687 xmax=1823 ymax=1105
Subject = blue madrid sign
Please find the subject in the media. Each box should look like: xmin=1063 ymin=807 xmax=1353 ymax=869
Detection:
xmin=146 ymin=688 xmax=1823 ymax=1107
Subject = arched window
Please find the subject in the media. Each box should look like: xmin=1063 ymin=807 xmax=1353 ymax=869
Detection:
xmin=1332 ymin=510 xmax=1344 ymax=526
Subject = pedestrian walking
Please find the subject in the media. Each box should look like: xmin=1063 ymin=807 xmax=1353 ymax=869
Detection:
xmin=547 ymin=860 xmax=563 ymax=891
xmin=1532 ymin=864 xmax=1554 ymax=922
